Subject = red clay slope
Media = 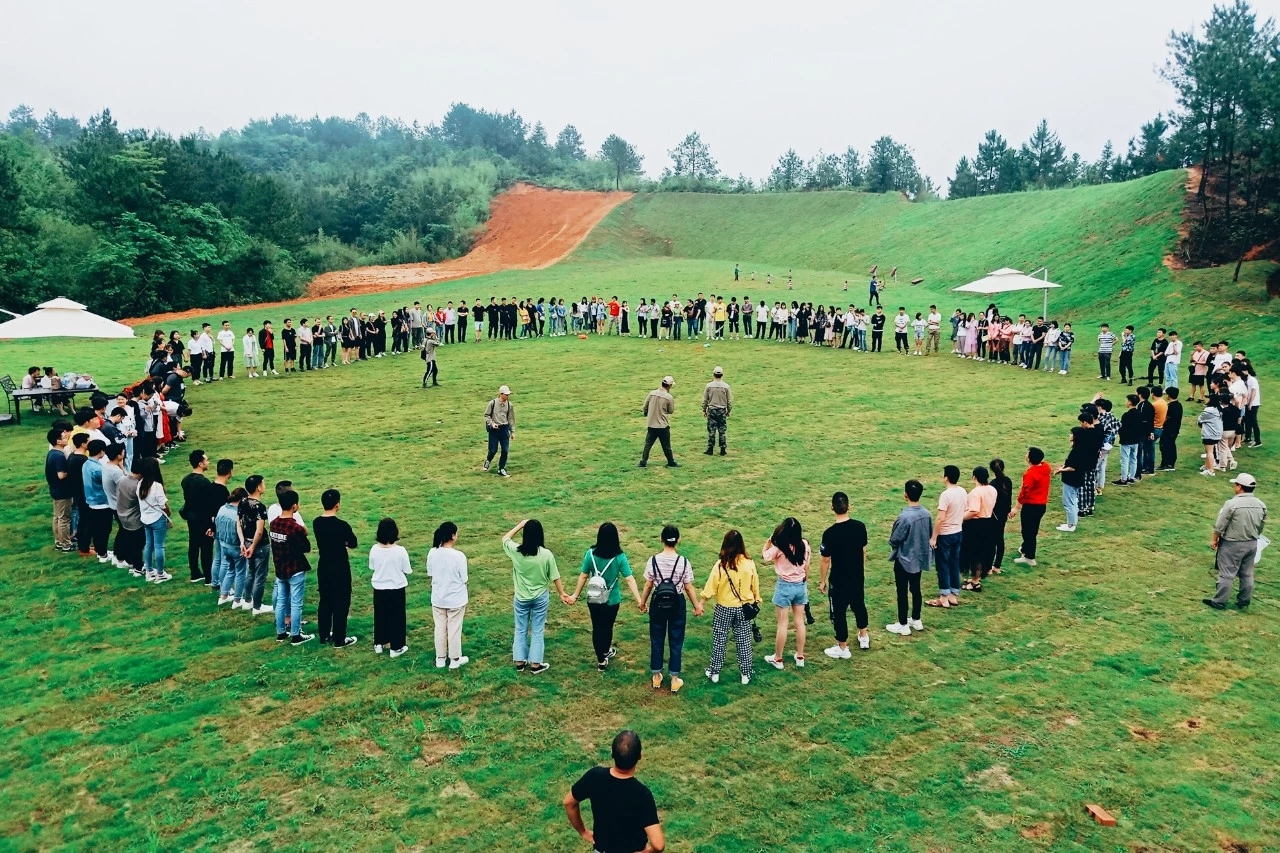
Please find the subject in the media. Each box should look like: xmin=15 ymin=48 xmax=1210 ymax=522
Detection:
xmin=127 ymin=183 xmax=631 ymax=325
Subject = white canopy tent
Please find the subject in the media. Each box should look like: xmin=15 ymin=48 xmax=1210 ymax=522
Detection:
xmin=952 ymin=268 xmax=1062 ymax=318
xmin=0 ymin=297 xmax=135 ymax=339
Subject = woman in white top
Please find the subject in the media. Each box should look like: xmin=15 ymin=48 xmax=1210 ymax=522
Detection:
xmin=370 ymin=517 xmax=413 ymax=658
xmin=136 ymin=457 xmax=173 ymax=583
xmin=427 ymin=521 xmax=469 ymax=669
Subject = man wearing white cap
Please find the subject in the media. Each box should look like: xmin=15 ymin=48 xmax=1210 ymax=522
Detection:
xmin=702 ymin=367 xmax=732 ymax=456
xmin=639 ymin=377 xmax=679 ymax=468
xmin=483 ymin=385 xmax=516 ymax=478
xmin=1205 ymin=472 xmax=1266 ymax=610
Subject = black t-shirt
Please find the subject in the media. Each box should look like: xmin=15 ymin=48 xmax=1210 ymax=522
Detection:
xmin=181 ymin=472 xmax=213 ymax=525
xmin=1031 ymin=324 xmax=1049 ymax=343
xmin=46 ymin=449 xmax=72 ymax=500
xmin=208 ymin=481 xmax=230 ymax=513
xmin=487 ymin=304 xmax=499 ymax=323
xmin=282 ymin=328 xmax=297 ymax=350
xmin=312 ymin=515 xmax=358 ymax=570
xmin=67 ymin=453 xmax=88 ymax=504
xmin=820 ymin=519 xmax=868 ymax=587
xmin=570 ymin=767 xmax=659 ymax=853
xmin=1150 ymin=338 xmax=1169 ymax=358
xmin=871 ymin=313 xmax=887 ymax=331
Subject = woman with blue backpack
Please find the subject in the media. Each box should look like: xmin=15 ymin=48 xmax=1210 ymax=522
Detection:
xmin=568 ymin=522 xmax=643 ymax=672
xmin=639 ymin=524 xmax=703 ymax=694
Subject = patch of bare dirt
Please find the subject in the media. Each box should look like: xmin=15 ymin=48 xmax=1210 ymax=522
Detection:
xmin=418 ymin=738 xmax=463 ymax=767
xmin=1020 ymin=822 xmax=1053 ymax=841
xmin=967 ymin=764 xmax=1017 ymax=790
xmin=125 ymin=183 xmax=632 ymax=326
xmin=1164 ymin=166 xmax=1202 ymax=271
xmin=1128 ymin=726 xmax=1159 ymax=742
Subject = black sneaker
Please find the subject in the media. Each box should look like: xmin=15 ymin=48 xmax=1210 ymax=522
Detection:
xmin=290 ymin=633 xmax=315 ymax=645
xmin=1202 ymin=599 xmax=1226 ymax=610
xmin=666 ymin=462 xmax=680 ymax=468
xmin=338 ymin=636 xmax=358 ymax=647
xmin=606 ymin=646 xmax=617 ymax=660
xmin=1235 ymin=601 xmax=1250 ymax=610
xmin=276 ymin=633 xmax=288 ymax=643
xmin=704 ymin=448 xmax=714 ymax=455
xmin=597 ymin=661 xmax=608 ymax=672
xmin=528 ymin=662 xmax=551 ymax=674
xmin=515 ymin=661 xmax=527 ymax=672
xmin=719 ymin=448 xmax=727 ymax=456
xmin=637 ymin=462 xmax=647 ymax=468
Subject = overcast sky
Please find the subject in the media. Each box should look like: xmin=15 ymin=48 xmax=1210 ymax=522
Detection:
xmin=2 ymin=0 xmax=1256 ymax=185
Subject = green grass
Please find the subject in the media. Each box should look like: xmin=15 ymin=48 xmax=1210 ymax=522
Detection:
xmin=1 ymin=176 xmax=1278 ymax=851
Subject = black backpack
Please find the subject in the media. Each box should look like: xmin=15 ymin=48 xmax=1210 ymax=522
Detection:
xmin=649 ymin=556 xmax=686 ymax=613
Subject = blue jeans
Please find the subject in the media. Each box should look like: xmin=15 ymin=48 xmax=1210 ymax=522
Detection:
xmin=686 ymin=318 xmax=696 ymax=337
xmin=513 ymin=590 xmax=550 ymax=663
xmin=1141 ymin=429 xmax=1160 ymax=475
xmin=486 ymin=424 xmax=511 ymax=469
xmin=1164 ymin=361 xmax=1179 ymax=388
xmin=672 ymin=321 xmax=681 ymax=340
xmin=934 ymin=532 xmax=962 ymax=595
xmin=274 ymin=572 xmax=306 ymax=636
xmin=858 ymin=329 xmax=868 ymax=352
xmin=219 ymin=545 xmax=247 ymax=598
xmin=1062 ymin=483 xmax=1080 ymax=527
xmin=1045 ymin=347 xmax=1060 ymax=371
xmin=144 ymin=517 xmax=168 ymax=572
xmin=247 ymin=546 xmax=269 ymax=608
xmin=787 ymin=319 xmax=796 ymax=340
xmin=211 ymin=538 xmax=224 ymax=589
xmin=1120 ymin=443 xmax=1140 ymax=481
xmin=1059 ymin=349 xmax=1071 ymax=372
xmin=649 ymin=598 xmax=687 ymax=675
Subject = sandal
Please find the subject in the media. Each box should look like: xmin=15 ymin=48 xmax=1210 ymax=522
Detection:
xmin=925 ymin=598 xmax=951 ymax=608
xmin=988 ymin=568 xmax=1002 ymax=575
xmin=961 ymin=580 xmax=979 ymax=591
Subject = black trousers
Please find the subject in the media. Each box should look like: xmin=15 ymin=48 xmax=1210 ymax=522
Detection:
xmin=1119 ymin=351 xmax=1134 ymax=383
xmin=74 ymin=501 xmax=90 ymax=551
xmin=189 ymin=353 xmax=203 ymax=381
xmin=895 ymin=332 xmax=909 ymax=352
xmin=458 ymin=318 xmax=467 ymax=341
xmin=641 ymin=427 xmax=676 ymax=465
xmin=202 ymin=354 xmax=213 ymax=382
xmin=871 ymin=331 xmax=883 ymax=352
xmin=422 ymin=361 xmax=439 ymax=386
xmin=1098 ymin=353 xmax=1111 ymax=379
xmin=1243 ymin=407 xmax=1260 ymax=444
xmin=893 ymin=562 xmax=922 ymax=624
xmin=587 ymin=602 xmax=620 ymax=663
xmin=81 ymin=506 xmax=112 ymax=555
xmin=1032 ymin=343 xmax=1045 ymax=370
xmin=317 ymin=564 xmax=352 ymax=646
xmin=1147 ymin=357 xmax=1164 ymax=384
xmin=828 ymin=576 xmax=867 ymax=642
xmin=298 ymin=343 xmax=311 ymax=370
xmin=992 ymin=515 xmax=1009 ymax=568
xmin=444 ymin=325 xmax=455 ymax=344
xmin=1019 ymin=504 xmax=1046 ymax=560
xmin=1159 ymin=429 xmax=1179 ymax=469
xmin=373 ymin=587 xmax=407 ymax=649
xmin=188 ymin=524 xmax=213 ymax=581
xmin=489 ymin=320 xmax=499 ymax=340
xmin=756 ymin=320 xmax=766 ymax=338
xmin=114 ymin=522 xmax=144 ymax=569
xmin=261 ymin=349 xmax=275 ymax=371
xmin=219 ymin=351 xmax=234 ymax=377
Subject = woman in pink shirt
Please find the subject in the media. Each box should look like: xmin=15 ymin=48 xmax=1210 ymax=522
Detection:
xmin=961 ymin=466 xmax=998 ymax=591
xmin=762 ymin=517 xmax=811 ymax=670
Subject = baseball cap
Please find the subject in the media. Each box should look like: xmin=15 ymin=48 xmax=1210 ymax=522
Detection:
xmin=713 ymin=366 xmax=723 ymax=376
xmin=662 ymin=375 xmax=675 ymax=386
xmin=1230 ymin=473 xmax=1257 ymax=487
xmin=498 ymin=385 xmax=511 ymax=395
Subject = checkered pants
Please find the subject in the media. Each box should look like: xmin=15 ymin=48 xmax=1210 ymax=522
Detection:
xmin=708 ymin=604 xmax=753 ymax=679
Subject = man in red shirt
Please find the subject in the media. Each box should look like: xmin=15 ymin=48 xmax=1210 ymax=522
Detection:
xmin=607 ymin=297 xmax=621 ymax=336
xmin=270 ymin=489 xmax=314 ymax=645
xmin=1010 ymin=447 xmax=1051 ymax=567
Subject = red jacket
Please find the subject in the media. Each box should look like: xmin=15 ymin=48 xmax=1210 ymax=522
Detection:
xmin=1017 ymin=462 xmax=1052 ymax=506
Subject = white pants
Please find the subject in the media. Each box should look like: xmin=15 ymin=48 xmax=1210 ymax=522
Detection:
xmin=433 ymin=605 xmax=466 ymax=660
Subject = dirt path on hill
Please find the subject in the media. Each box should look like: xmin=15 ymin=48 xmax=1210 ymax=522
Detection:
xmin=125 ymin=183 xmax=632 ymax=326
xmin=1163 ymin=166 xmax=1203 ymax=271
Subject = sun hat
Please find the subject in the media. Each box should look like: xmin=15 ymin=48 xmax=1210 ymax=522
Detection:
xmin=662 ymin=375 xmax=675 ymax=387
xmin=1230 ymin=473 xmax=1257 ymax=487
xmin=498 ymin=385 xmax=511 ymax=395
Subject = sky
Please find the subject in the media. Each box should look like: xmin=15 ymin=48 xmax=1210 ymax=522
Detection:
xmin=2 ymin=0 xmax=1267 ymax=186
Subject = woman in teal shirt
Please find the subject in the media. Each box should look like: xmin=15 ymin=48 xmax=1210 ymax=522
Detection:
xmin=503 ymin=518 xmax=570 ymax=675
xmin=568 ymin=522 xmax=643 ymax=671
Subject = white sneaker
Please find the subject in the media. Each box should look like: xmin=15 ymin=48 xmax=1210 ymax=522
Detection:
xmin=1056 ymin=524 xmax=1076 ymax=532
xmin=741 ymin=675 xmax=751 ymax=685
xmin=105 ymin=552 xmax=116 ymax=563
xmin=374 ymin=644 xmax=384 ymax=654
xmin=154 ymin=572 xmax=172 ymax=583
xmin=389 ymin=646 xmax=408 ymax=658
xmin=764 ymin=654 xmax=784 ymax=670
xmin=272 ymin=370 xmax=279 ymax=375
xmin=1058 ymin=370 xmax=1068 ymax=375
xmin=705 ymin=669 xmax=719 ymax=683
xmin=1023 ymin=559 xmax=1037 ymax=566
xmin=436 ymin=658 xmax=447 ymax=669
xmin=886 ymin=622 xmax=912 ymax=635
xmin=857 ymin=634 xmax=870 ymax=650
xmin=909 ymin=619 xmax=925 ymax=632
xmin=449 ymin=656 xmax=469 ymax=669
xmin=97 ymin=556 xmax=111 ymax=564
xmin=217 ymin=595 xmax=233 ymax=605
xmin=1013 ymin=555 xmax=1030 ymax=564
xmin=793 ymin=653 xmax=806 ymax=668
xmin=252 ymin=605 xmax=272 ymax=615
xmin=823 ymin=645 xmax=851 ymax=659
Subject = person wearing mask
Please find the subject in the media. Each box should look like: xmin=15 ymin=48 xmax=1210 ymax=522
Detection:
xmin=762 ymin=517 xmax=811 ymax=669
xmin=927 ymin=465 xmax=966 ymax=608
xmin=639 ymin=524 xmax=702 ymax=693
xmin=639 ymin=377 xmax=678 ymax=469
xmin=313 ymin=488 xmax=359 ymax=648
xmin=503 ymin=519 xmax=568 ymax=675
xmin=427 ymin=521 xmax=469 ymax=669
xmin=568 ymin=522 xmax=642 ymax=672
xmin=483 ymin=385 xmax=516 ymax=477
xmin=1204 ymin=473 xmax=1267 ymax=611
xmin=702 ymin=367 xmax=732 ymax=457
xmin=137 ymin=457 xmax=172 ymax=584
xmin=886 ymin=479 xmax=932 ymax=636
xmin=370 ymin=517 xmax=412 ymax=657
xmin=270 ymin=489 xmax=314 ymax=646
xmin=563 ymin=730 xmax=665 ymax=853
xmin=181 ymin=450 xmax=215 ymax=585
xmin=819 ymin=491 xmax=870 ymax=657
xmin=700 ymin=529 xmax=760 ymax=685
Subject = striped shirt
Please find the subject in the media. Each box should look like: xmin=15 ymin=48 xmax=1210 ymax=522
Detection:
xmin=1098 ymin=331 xmax=1117 ymax=353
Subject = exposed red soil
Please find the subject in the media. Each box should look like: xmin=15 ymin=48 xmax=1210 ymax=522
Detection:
xmin=1163 ymin=166 xmax=1202 ymax=271
xmin=125 ymin=183 xmax=631 ymax=326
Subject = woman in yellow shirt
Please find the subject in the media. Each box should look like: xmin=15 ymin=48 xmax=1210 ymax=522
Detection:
xmin=701 ymin=530 xmax=761 ymax=685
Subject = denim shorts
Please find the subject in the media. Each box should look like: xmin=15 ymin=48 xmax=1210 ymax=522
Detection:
xmin=772 ymin=579 xmax=808 ymax=607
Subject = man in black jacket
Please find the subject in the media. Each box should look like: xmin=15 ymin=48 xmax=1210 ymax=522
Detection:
xmin=181 ymin=450 xmax=214 ymax=585
xmin=1135 ymin=386 xmax=1156 ymax=480
xmin=1158 ymin=387 xmax=1183 ymax=471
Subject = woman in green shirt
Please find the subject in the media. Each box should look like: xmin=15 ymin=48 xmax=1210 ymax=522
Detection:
xmin=503 ymin=519 xmax=570 ymax=674
xmin=568 ymin=522 xmax=643 ymax=672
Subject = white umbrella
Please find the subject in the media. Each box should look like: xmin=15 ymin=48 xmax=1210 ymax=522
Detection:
xmin=952 ymin=268 xmax=1062 ymax=318
xmin=0 ymin=297 xmax=136 ymax=339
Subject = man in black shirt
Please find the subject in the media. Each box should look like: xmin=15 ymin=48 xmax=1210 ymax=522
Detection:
xmin=1158 ymin=387 xmax=1183 ymax=471
xmin=313 ymin=488 xmax=359 ymax=648
xmin=487 ymin=299 xmax=500 ymax=340
xmin=870 ymin=307 xmax=887 ymax=352
xmin=1030 ymin=318 xmax=1049 ymax=370
xmin=281 ymin=318 xmax=298 ymax=373
xmin=564 ymin=730 xmax=664 ymax=853
xmin=181 ymin=449 xmax=215 ymax=584
xmin=818 ymin=492 xmax=870 ymax=657
xmin=1147 ymin=329 xmax=1169 ymax=385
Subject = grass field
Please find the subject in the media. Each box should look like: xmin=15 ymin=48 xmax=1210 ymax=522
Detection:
xmin=1 ymin=174 xmax=1278 ymax=852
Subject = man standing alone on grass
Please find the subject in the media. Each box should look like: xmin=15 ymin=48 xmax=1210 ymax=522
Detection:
xmin=483 ymin=385 xmax=516 ymax=478
xmin=819 ymin=491 xmax=870 ymax=656
xmin=702 ymin=367 xmax=731 ymax=456
xmin=1204 ymin=473 xmax=1266 ymax=611
xmin=564 ymin=730 xmax=665 ymax=853
xmin=181 ymin=450 xmax=215 ymax=585
xmin=1097 ymin=323 xmax=1116 ymax=380
xmin=420 ymin=329 xmax=440 ymax=388
xmin=271 ymin=489 xmax=314 ymax=645
xmin=639 ymin=377 xmax=678 ymax=469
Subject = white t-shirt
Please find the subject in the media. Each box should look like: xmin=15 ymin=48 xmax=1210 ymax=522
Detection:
xmin=1246 ymin=375 xmax=1260 ymax=406
xmin=427 ymin=546 xmax=469 ymax=608
xmin=198 ymin=333 xmax=214 ymax=355
xmin=188 ymin=336 xmax=203 ymax=355
xmin=267 ymin=503 xmax=307 ymax=529
xmin=911 ymin=319 xmax=926 ymax=336
xmin=894 ymin=314 xmax=909 ymax=333
xmin=243 ymin=334 xmax=258 ymax=358
xmin=139 ymin=482 xmax=168 ymax=525
xmin=755 ymin=304 xmax=768 ymax=322
xmin=927 ymin=312 xmax=941 ymax=331
xmin=1165 ymin=339 xmax=1183 ymax=364
xmin=217 ymin=329 xmax=236 ymax=352
xmin=1229 ymin=378 xmax=1248 ymax=406
xmin=1212 ymin=352 xmax=1232 ymax=371
xmin=370 ymin=544 xmax=412 ymax=590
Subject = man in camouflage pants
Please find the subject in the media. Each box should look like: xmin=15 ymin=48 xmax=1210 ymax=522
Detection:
xmin=703 ymin=366 xmax=732 ymax=456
